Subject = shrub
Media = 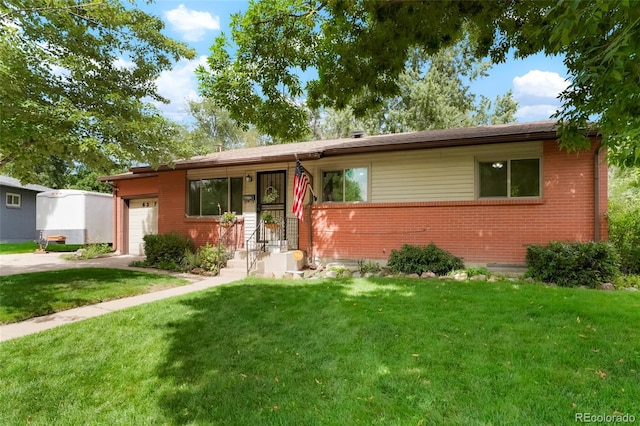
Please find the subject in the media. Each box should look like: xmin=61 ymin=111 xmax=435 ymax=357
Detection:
xmin=387 ymin=243 xmax=464 ymax=276
xmin=613 ymin=274 xmax=640 ymax=289
xmin=525 ymin=241 xmax=620 ymax=288
xmin=357 ymin=259 xmax=382 ymax=275
xmin=608 ymin=201 xmax=640 ymax=274
xmin=143 ymin=233 xmax=195 ymax=267
xmin=199 ymin=243 xmax=227 ymax=274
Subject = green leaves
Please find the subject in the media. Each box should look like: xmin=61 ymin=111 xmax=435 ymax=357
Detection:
xmin=0 ymin=0 xmax=195 ymax=183
xmin=197 ymin=0 xmax=640 ymax=166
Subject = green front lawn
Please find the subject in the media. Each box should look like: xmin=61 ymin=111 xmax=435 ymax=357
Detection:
xmin=1 ymin=278 xmax=638 ymax=425
xmin=0 ymin=242 xmax=85 ymax=254
xmin=0 ymin=242 xmax=38 ymax=254
xmin=0 ymin=268 xmax=189 ymax=324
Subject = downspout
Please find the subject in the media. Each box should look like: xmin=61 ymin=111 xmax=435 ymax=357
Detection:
xmin=106 ymin=182 xmax=119 ymax=253
xmin=593 ymin=141 xmax=603 ymax=241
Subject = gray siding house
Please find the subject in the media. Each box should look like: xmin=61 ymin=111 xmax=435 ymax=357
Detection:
xmin=0 ymin=176 xmax=52 ymax=243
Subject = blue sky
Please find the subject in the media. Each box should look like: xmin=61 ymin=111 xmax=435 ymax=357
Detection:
xmin=142 ymin=1 xmax=571 ymax=124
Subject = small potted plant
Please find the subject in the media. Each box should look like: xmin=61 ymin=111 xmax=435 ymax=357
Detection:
xmin=220 ymin=211 xmax=236 ymax=227
xmin=262 ymin=212 xmax=279 ymax=230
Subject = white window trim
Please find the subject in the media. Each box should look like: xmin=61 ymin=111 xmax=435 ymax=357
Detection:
xmin=475 ymin=157 xmax=543 ymax=199
xmin=186 ymin=177 xmax=244 ymax=217
xmin=320 ymin=166 xmax=370 ymax=203
xmin=6 ymin=192 xmax=21 ymax=208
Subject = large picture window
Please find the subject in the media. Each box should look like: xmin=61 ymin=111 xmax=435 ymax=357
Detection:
xmin=188 ymin=177 xmax=243 ymax=216
xmin=479 ymin=158 xmax=540 ymax=198
xmin=322 ymin=167 xmax=368 ymax=202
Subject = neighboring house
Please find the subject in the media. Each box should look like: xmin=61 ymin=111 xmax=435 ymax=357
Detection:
xmin=0 ymin=176 xmax=53 ymax=243
xmin=99 ymin=121 xmax=608 ymax=268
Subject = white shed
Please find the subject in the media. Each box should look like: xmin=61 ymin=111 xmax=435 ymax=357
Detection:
xmin=36 ymin=190 xmax=113 ymax=245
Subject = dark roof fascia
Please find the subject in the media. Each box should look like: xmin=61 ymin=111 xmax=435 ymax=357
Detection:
xmin=125 ymin=121 xmax=600 ymax=175
xmin=98 ymin=171 xmax=159 ymax=182
xmin=131 ymin=152 xmax=323 ymax=174
xmin=322 ymin=130 xmax=562 ymax=157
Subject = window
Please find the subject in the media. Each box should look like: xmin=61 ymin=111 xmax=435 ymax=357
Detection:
xmin=322 ymin=167 xmax=368 ymax=202
xmin=6 ymin=193 xmax=21 ymax=208
xmin=478 ymin=158 xmax=540 ymax=198
xmin=188 ymin=177 xmax=243 ymax=216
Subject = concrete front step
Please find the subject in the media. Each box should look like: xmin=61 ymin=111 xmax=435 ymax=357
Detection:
xmin=226 ymin=258 xmax=247 ymax=269
xmin=219 ymin=267 xmax=248 ymax=279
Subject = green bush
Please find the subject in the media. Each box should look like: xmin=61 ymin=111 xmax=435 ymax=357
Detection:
xmin=525 ymin=241 xmax=620 ymax=288
xmin=357 ymin=259 xmax=382 ymax=275
xmin=181 ymin=243 xmax=227 ymax=275
xmin=143 ymin=233 xmax=195 ymax=267
xmin=46 ymin=244 xmax=84 ymax=252
xmin=614 ymin=274 xmax=640 ymax=289
xmin=608 ymin=201 xmax=640 ymax=274
xmin=387 ymin=243 xmax=464 ymax=276
xmin=199 ymin=243 xmax=227 ymax=274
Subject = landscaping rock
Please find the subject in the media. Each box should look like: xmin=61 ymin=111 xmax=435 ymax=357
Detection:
xmin=325 ymin=270 xmax=338 ymax=278
xmin=470 ymin=274 xmax=487 ymax=281
xmin=598 ymin=283 xmax=615 ymax=291
xmin=623 ymin=287 xmax=639 ymax=292
xmin=453 ymin=272 xmax=468 ymax=281
xmin=352 ymin=272 xmax=361 ymax=278
xmin=421 ymin=271 xmax=437 ymax=278
xmin=408 ymin=273 xmax=420 ymax=278
xmin=488 ymin=276 xmax=500 ymax=283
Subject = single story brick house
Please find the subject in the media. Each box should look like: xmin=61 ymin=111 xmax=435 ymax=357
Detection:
xmin=100 ymin=121 xmax=607 ymax=268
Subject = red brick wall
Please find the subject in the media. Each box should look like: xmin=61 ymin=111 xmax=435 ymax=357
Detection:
xmin=300 ymin=140 xmax=608 ymax=265
xmin=156 ymin=170 xmax=244 ymax=248
xmin=113 ymin=171 xmax=243 ymax=252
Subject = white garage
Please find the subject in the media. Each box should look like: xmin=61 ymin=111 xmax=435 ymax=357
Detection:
xmin=128 ymin=198 xmax=158 ymax=255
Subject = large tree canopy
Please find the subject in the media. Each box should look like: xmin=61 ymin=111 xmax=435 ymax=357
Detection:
xmin=0 ymin=0 xmax=196 ymax=183
xmin=314 ymin=44 xmax=517 ymax=140
xmin=197 ymin=0 xmax=640 ymax=166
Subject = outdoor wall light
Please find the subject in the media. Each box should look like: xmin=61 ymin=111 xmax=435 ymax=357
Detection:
xmin=245 ymin=174 xmax=253 ymax=183
xmin=492 ymin=162 xmax=505 ymax=169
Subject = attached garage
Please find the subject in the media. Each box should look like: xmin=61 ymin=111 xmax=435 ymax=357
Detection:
xmin=128 ymin=198 xmax=158 ymax=255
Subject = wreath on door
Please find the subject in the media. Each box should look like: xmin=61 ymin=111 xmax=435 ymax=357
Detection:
xmin=263 ymin=186 xmax=279 ymax=203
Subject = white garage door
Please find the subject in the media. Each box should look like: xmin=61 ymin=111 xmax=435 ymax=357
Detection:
xmin=128 ymin=198 xmax=158 ymax=255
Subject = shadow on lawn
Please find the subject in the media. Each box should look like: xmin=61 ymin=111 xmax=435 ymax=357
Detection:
xmin=156 ymin=279 xmax=431 ymax=425
xmin=0 ymin=268 xmax=158 ymax=323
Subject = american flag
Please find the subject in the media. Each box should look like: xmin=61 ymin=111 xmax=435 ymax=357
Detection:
xmin=292 ymin=160 xmax=309 ymax=220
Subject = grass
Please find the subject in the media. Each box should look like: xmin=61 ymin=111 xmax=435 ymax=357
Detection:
xmin=0 ymin=242 xmax=38 ymax=254
xmin=0 ymin=277 xmax=639 ymax=425
xmin=0 ymin=242 xmax=85 ymax=254
xmin=0 ymin=268 xmax=189 ymax=324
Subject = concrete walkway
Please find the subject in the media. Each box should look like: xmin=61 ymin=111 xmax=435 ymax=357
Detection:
xmin=0 ymin=253 xmax=240 ymax=342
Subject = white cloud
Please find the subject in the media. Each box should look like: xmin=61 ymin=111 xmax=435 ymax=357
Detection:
xmin=513 ymin=70 xmax=570 ymax=99
xmin=515 ymin=104 xmax=560 ymax=121
xmin=152 ymin=55 xmax=208 ymax=121
xmin=164 ymin=5 xmax=220 ymax=42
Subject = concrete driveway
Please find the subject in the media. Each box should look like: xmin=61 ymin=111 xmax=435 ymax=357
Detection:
xmin=0 ymin=252 xmax=144 ymax=276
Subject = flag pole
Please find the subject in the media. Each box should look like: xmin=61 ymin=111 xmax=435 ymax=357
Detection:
xmin=300 ymin=162 xmax=317 ymax=201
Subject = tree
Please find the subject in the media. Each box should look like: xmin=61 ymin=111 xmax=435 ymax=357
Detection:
xmin=197 ymin=0 xmax=640 ymax=166
xmin=608 ymin=166 xmax=640 ymax=274
xmin=184 ymin=98 xmax=267 ymax=154
xmin=0 ymin=0 xmax=196 ymax=184
xmin=317 ymin=44 xmax=517 ymax=139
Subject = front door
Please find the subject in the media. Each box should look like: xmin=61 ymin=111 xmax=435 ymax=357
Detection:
xmin=257 ymin=170 xmax=286 ymax=242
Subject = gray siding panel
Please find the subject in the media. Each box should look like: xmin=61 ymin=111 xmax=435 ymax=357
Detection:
xmin=0 ymin=187 xmax=39 ymax=243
